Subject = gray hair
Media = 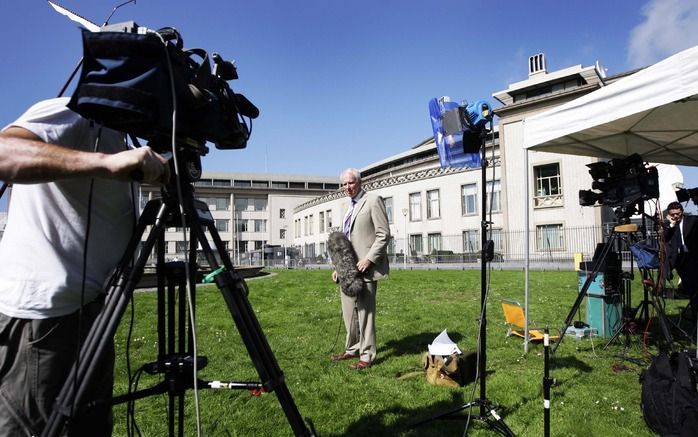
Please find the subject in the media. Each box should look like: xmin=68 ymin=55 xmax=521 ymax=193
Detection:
xmin=340 ymin=168 xmax=362 ymax=182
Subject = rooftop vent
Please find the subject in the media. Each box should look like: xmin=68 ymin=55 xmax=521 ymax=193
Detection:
xmin=529 ymin=53 xmax=547 ymax=76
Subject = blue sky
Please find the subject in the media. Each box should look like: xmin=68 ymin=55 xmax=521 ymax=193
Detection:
xmin=2 ymin=1 xmax=698 ymax=190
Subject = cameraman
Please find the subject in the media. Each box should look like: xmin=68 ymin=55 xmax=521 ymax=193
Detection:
xmin=0 ymin=97 xmax=169 ymax=436
xmin=664 ymin=201 xmax=698 ymax=317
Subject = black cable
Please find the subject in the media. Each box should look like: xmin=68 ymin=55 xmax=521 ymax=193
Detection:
xmin=69 ymin=125 xmax=103 ymax=431
xmin=127 ymin=367 xmax=146 ymax=437
xmin=123 ymin=183 xmax=139 ymax=437
xmin=325 ymin=286 xmax=345 ymax=356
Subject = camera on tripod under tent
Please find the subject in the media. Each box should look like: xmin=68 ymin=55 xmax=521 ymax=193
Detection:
xmin=578 ymin=153 xmax=659 ymax=220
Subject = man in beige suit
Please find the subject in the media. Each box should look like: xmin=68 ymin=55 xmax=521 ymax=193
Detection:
xmin=331 ymin=168 xmax=390 ymax=369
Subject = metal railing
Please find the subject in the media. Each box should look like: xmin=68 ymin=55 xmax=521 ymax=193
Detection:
xmin=144 ymin=224 xmax=659 ymax=270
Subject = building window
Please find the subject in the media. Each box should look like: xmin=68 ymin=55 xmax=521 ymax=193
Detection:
xmin=215 ymin=219 xmax=228 ymax=232
xmin=462 ymin=230 xmax=479 ymax=253
xmin=534 ymin=163 xmax=563 ymax=207
xmin=175 ymin=241 xmax=187 ymax=253
xmin=254 ymin=219 xmax=266 ymax=233
xmin=319 ymin=211 xmax=325 ymax=233
xmin=237 ymin=219 xmax=248 ymax=233
xmin=486 ymin=180 xmax=501 ymax=212
xmin=294 ymin=219 xmax=300 ymax=238
xmin=254 ymin=198 xmax=267 ymax=211
xmin=409 ymin=234 xmax=423 ymax=255
xmin=536 ymin=224 xmax=564 ymax=251
xmin=461 ymin=184 xmax=477 ymax=216
xmin=234 ymin=197 xmax=267 ymax=212
xmin=308 ymin=214 xmax=314 ymax=235
xmin=384 ymin=197 xmax=394 ymax=224
xmin=204 ymin=197 xmax=230 ymax=211
xmin=427 ymin=233 xmax=442 ymax=253
xmin=326 ymin=210 xmax=332 ymax=229
xmin=388 ymin=236 xmax=395 ymax=255
xmin=409 ymin=192 xmax=422 ymax=221
xmin=427 ymin=190 xmax=440 ymax=219
xmin=304 ymin=243 xmax=316 ymax=258
xmin=535 ymin=163 xmax=561 ymax=196
xmin=280 ymin=229 xmax=286 ymax=239
xmin=280 ymin=208 xmax=286 ymax=219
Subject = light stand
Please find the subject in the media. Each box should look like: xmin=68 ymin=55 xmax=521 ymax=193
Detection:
xmin=412 ymin=127 xmax=515 ymax=436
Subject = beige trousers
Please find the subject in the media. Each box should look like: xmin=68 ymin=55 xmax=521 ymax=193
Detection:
xmin=340 ymin=281 xmax=377 ymax=363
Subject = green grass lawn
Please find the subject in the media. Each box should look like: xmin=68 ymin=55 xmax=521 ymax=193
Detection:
xmin=110 ymin=269 xmax=694 ymax=436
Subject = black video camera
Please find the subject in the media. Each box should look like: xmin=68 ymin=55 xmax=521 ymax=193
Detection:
xmin=578 ymin=154 xmax=659 ymax=216
xmin=675 ymin=186 xmax=698 ymax=204
xmin=68 ymin=22 xmax=259 ymax=152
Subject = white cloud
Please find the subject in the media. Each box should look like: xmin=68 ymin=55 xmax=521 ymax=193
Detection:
xmin=628 ymin=0 xmax=698 ymax=68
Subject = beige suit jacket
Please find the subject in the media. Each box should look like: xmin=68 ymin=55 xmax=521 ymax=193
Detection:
xmin=346 ymin=191 xmax=390 ymax=281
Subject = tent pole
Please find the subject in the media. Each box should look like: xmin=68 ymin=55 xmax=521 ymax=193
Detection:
xmin=524 ymin=150 xmax=530 ymax=354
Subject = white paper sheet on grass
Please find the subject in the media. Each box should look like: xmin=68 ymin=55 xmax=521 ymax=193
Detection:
xmin=428 ymin=329 xmax=462 ymax=356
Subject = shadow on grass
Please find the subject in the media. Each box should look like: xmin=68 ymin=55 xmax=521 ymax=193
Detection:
xmin=324 ymin=390 xmax=517 ymax=437
xmin=549 ymin=355 xmax=594 ymax=373
xmin=379 ymin=331 xmax=466 ymax=358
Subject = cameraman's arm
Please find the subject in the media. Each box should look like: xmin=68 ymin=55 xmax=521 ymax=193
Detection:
xmin=0 ymin=127 xmax=169 ymax=185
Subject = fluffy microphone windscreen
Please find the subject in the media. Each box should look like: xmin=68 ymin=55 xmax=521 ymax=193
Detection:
xmin=327 ymin=232 xmax=364 ymax=297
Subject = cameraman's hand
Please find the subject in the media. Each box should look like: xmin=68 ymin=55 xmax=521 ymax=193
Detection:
xmin=108 ymin=146 xmax=170 ymax=185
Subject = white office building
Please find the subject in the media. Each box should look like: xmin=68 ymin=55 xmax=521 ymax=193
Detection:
xmin=291 ymin=54 xmax=681 ymax=266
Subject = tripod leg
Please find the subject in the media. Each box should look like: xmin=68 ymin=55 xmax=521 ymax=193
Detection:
xmin=189 ymin=203 xmax=312 ymax=437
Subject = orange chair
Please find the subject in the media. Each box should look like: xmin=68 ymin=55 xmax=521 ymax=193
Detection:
xmin=501 ymin=300 xmax=559 ymax=342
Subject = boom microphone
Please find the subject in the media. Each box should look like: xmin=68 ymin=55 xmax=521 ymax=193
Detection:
xmin=327 ymin=232 xmax=364 ymax=297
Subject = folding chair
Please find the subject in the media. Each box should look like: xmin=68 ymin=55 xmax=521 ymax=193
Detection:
xmin=501 ymin=299 xmax=559 ymax=342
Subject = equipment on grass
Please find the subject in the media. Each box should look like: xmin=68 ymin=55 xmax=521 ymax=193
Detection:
xmin=641 ymin=351 xmax=698 ymax=436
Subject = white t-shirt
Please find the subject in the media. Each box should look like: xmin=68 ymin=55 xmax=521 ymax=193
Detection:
xmin=0 ymin=98 xmax=135 ymax=318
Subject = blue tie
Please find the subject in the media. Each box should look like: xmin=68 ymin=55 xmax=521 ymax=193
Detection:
xmin=343 ymin=200 xmax=356 ymax=237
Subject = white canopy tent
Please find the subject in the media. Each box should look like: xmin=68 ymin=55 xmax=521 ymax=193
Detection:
xmin=520 ymin=44 xmax=698 ymax=351
xmin=524 ymin=45 xmax=698 ymax=165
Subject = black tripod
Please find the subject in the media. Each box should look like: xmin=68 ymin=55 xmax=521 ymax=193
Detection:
xmin=603 ymin=265 xmax=674 ymax=351
xmin=553 ymin=225 xmax=628 ymax=354
xmin=412 ymin=129 xmax=514 ymax=436
xmin=555 ymin=223 xmax=673 ymax=354
xmin=41 ymin=153 xmax=314 ymax=437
